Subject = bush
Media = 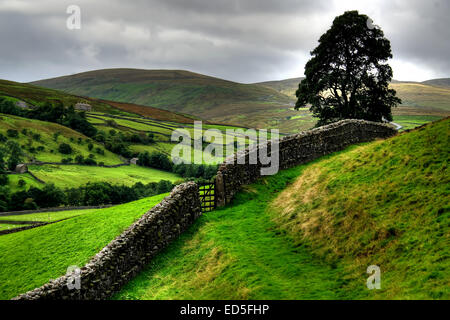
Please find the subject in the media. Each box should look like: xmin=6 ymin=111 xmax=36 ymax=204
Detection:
xmin=0 ymin=174 xmax=8 ymax=186
xmin=88 ymin=143 xmax=94 ymax=151
xmin=58 ymin=143 xmax=72 ymax=154
xmin=95 ymin=147 xmax=105 ymax=155
xmin=6 ymin=129 xmax=18 ymax=138
xmin=75 ymin=155 xmax=84 ymax=164
xmin=23 ymin=198 xmax=38 ymax=210
xmin=0 ymin=133 xmax=7 ymax=143
xmin=18 ymin=179 xmax=26 ymax=188
xmin=138 ymin=151 xmax=172 ymax=171
xmin=83 ymin=158 xmax=97 ymax=166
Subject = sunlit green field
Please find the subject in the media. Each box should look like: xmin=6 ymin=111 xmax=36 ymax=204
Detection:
xmin=27 ymin=164 xmax=181 ymax=188
xmin=0 ymin=208 xmax=97 ymax=223
xmin=0 ymin=113 xmax=122 ymax=165
xmin=0 ymin=194 xmax=168 ymax=299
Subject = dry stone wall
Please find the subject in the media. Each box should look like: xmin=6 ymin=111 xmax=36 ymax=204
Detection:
xmin=215 ymin=119 xmax=397 ymax=206
xmin=13 ymin=182 xmax=201 ymax=300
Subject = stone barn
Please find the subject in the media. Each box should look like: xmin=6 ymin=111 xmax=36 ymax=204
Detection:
xmin=15 ymin=164 xmax=28 ymax=174
xmin=75 ymin=102 xmax=92 ymax=112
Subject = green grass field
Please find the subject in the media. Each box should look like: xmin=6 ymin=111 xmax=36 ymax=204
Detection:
xmin=27 ymin=164 xmax=181 ymax=188
xmin=0 ymin=224 xmax=32 ymax=231
xmin=0 ymin=194 xmax=168 ymax=299
xmin=114 ymin=165 xmax=343 ymax=300
xmin=393 ymin=115 xmax=443 ymax=131
xmin=0 ymin=113 xmax=122 ymax=165
xmin=6 ymin=173 xmax=43 ymax=192
xmin=115 ymin=118 xmax=449 ymax=300
xmin=0 ymin=208 xmax=97 ymax=223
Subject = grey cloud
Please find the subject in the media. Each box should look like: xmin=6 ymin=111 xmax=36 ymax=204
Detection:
xmin=0 ymin=0 xmax=449 ymax=83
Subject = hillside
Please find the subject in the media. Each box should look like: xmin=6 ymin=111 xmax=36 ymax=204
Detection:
xmin=31 ymin=69 xmax=318 ymax=133
xmin=256 ymin=77 xmax=305 ymax=97
xmin=0 ymin=79 xmax=118 ymax=114
xmin=0 ymin=113 xmax=122 ymax=166
xmin=255 ymin=77 xmax=450 ymax=130
xmin=0 ymin=79 xmax=203 ymax=124
xmin=116 ymin=118 xmax=449 ymax=300
xmin=422 ymin=78 xmax=450 ymax=88
xmin=0 ymin=194 xmax=167 ymax=299
xmin=256 ymin=77 xmax=450 ymax=113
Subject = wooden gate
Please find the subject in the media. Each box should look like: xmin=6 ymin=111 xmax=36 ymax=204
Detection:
xmin=198 ymin=181 xmax=215 ymax=213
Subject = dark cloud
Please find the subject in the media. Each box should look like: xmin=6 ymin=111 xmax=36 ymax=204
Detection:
xmin=0 ymin=0 xmax=449 ymax=83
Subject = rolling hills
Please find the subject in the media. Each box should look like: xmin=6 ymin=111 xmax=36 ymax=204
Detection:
xmin=0 ymin=79 xmax=200 ymax=124
xmin=31 ymin=69 xmax=317 ymax=133
xmin=115 ymin=118 xmax=449 ymax=300
xmin=32 ymin=69 xmax=450 ymax=133
xmin=256 ymin=77 xmax=450 ymax=114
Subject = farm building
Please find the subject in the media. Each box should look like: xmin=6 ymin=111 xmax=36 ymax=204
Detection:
xmin=15 ymin=164 xmax=28 ymax=174
xmin=74 ymin=102 xmax=92 ymax=111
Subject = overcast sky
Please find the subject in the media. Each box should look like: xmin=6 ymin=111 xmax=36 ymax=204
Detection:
xmin=0 ymin=0 xmax=449 ymax=83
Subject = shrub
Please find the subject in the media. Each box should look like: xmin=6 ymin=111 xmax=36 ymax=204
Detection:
xmin=75 ymin=155 xmax=84 ymax=164
xmin=95 ymin=147 xmax=105 ymax=155
xmin=18 ymin=179 xmax=26 ymax=188
xmin=6 ymin=129 xmax=18 ymax=138
xmin=58 ymin=143 xmax=72 ymax=154
xmin=0 ymin=174 xmax=8 ymax=186
xmin=83 ymin=158 xmax=97 ymax=166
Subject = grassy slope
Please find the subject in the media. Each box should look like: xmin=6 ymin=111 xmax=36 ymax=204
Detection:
xmin=115 ymin=166 xmax=343 ymax=300
xmin=0 ymin=78 xmax=206 ymax=124
xmin=116 ymin=119 xmax=448 ymax=300
xmin=89 ymin=112 xmax=265 ymax=164
xmin=0 ymin=113 xmax=122 ymax=165
xmin=28 ymin=164 xmax=181 ymax=189
xmin=0 ymin=193 xmax=167 ymax=299
xmin=30 ymin=69 xmax=319 ymax=133
xmin=0 ymin=209 xmax=97 ymax=223
xmin=0 ymin=79 xmax=121 ymax=114
xmin=6 ymin=173 xmax=43 ymax=192
xmin=0 ymin=224 xmax=32 ymax=231
xmin=271 ymin=118 xmax=449 ymax=299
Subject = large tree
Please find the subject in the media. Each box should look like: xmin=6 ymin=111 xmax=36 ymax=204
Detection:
xmin=296 ymin=11 xmax=401 ymax=126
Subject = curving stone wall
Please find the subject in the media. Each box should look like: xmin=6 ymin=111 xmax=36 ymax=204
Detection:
xmin=13 ymin=182 xmax=201 ymax=300
xmin=215 ymin=119 xmax=397 ymax=206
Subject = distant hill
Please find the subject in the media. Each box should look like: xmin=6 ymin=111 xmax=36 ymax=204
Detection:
xmin=421 ymin=78 xmax=450 ymax=88
xmin=255 ymin=77 xmax=305 ymax=97
xmin=255 ymin=76 xmax=450 ymax=115
xmin=0 ymin=79 xmax=199 ymax=124
xmin=31 ymin=69 xmax=312 ymax=132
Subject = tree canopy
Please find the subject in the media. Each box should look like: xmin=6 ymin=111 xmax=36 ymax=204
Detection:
xmin=296 ymin=10 xmax=401 ymax=126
